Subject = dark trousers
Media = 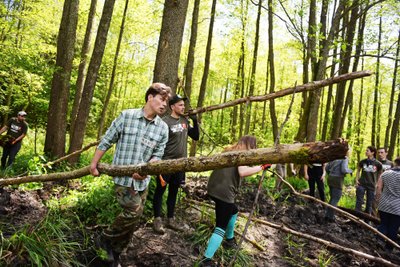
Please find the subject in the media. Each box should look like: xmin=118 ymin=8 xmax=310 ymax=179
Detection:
xmin=1 ymin=142 xmax=22 ymax=169
xmin=355 ymin=185 xmax=375 ymax=214
xmin=378 ymin=210 xmax=400 ymax=250
xmin=153 ymin=172 xmax=184 ymax=218
xmin=308 ymin=175 xmax=325 ymax=201
xmin=211 ymin=196 xmax=238 ymax=230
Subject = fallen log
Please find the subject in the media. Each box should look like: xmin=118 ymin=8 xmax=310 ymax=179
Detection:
xmin=0 ymin=140 xmax=348 ymax=186
xmin=188 ymin=70 xmax=372 ymax=115
xmin=339 ymin=206 xmax=380 ymax=225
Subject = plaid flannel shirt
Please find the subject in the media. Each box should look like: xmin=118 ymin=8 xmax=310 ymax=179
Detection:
xmin=97 ymin=109 xmax=169 ymax=191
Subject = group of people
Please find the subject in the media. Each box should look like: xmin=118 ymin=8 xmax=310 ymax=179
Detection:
xmin=303 ymin=145 xmax=400 ymax=251
xmin=2 ymin=82 xmax=399 ymax=266
xmin=89 ymin=83 xmax=271 ymax=267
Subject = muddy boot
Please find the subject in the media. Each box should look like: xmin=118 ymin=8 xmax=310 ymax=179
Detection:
xmin=166 ymin=217 xmax=184 ymax=231
xmin=199 ymin=257 xmax=218 ymax=267
xmin=94 ymin=235 xmax=114 ymax=263
xmin=222 ymin=237 xmax=238 ymax=250
xmin=153 ymin=217 xmax=165 ymax=234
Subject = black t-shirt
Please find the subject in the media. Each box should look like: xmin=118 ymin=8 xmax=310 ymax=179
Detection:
xmin=6 ymin=117 xmax=28 ymax=140
xmin=162 ymin=115 xmax=190 ymax=159
xmin=358 ymin=158 xmax=382 ymax=190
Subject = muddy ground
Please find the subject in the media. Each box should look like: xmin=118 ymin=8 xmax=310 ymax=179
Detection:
xmin=1 ymin=176 xmax=400 ymax=267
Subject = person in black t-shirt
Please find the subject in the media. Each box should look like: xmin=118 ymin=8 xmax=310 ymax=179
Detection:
xmin=152 ymin=94 xmax=199 ymax=234
xmin=0 ymin=111 xmax=28 ymax=169
xmin=355 ymin=146 xmax=383 ymax=214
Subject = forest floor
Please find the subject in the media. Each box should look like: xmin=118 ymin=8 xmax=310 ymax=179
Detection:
xmin=1 ymin=175 xmax=400 ymax=267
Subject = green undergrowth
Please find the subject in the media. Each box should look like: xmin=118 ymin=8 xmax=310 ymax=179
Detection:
xmin=0 ymin=210 xmax=87 ymax=267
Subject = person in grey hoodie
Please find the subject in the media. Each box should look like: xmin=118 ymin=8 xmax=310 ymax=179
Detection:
xmin=324 ymin=154 xmax=353 ymax=222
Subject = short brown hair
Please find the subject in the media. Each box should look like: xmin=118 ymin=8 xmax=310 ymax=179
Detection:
xmin=394 ymin=157 xmax=400 ymax=166
xmin=145 ymin=83 xmax=172 ymax=102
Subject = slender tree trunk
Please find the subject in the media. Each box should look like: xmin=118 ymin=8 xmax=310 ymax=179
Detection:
xmin=267 ymin=0 xmax=278 ymax=141
xmin=355 ymin=52 xmax=365 ymax=163
xmin=385 ymin=29 xmax=400 ymax=150
xmin=244 ymin=0 xmax=262 ymax=135
xmin=330 ymin=1 xmax=358 ymax=139
xmin=321 ymin=47 xmax=338 ymax=141
xmin=69 ymin=0 xmax=97 ymax=142
xmin=97 ymin=0 xmax=129 ymax=139
xmin=371 ymin=14 xmax=382 ymax=147
xmin=183 ymin=0 xmax=200 ymax=102
xmin=44 ymin=0 xmax=79 ymax=158
xmin=388 ymin=32 xmax=400 ymax=160
xmin=231 ymin=0 xmax=247 ymax=141
xmin=190 ymin=0 xmax=217 ymax=156
xmin=343 ymin=2 xmax=367 ymax=139
xmin=68 ymin=0 xmax=116 ymax=162
xmin=153 ymin=0 xmax=189 ymax=92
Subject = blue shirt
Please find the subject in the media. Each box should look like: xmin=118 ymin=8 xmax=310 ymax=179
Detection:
xmin=98 ymin=109 xmax=169 ymax=191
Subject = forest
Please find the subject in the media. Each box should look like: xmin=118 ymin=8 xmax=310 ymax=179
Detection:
xmin=1 ymin=0 xmax=400 ymax=266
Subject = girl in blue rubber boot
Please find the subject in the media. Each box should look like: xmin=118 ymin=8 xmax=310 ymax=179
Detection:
xmin=199 ymin=135 xmax=270 ymax=267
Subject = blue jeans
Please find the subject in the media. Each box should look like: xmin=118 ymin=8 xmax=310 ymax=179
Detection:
xmin=325 ymin=186 xmax=342 ymax=220
xmin=378 ymin=210 xmax=400 ymax=250
xmin=355 ymin=185 xmax=375 ymax=214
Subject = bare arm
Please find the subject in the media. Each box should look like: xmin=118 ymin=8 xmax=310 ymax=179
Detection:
xmin=0 ymin=125 xmax=8 ymax=135
xmin=376 ymin=175 xmax=383 ymax=201
xmin=90 ymin=149 xmax=106 ymax=176
xmin=355 ymin=166 xmax=361 ymax=186
xmin=12 ymin=133 xmax=26 ymax=144
xmin=304 ymin=165 xmax=309 ymax=180
xmin=238 ymin=165 xmax=263 ymax=178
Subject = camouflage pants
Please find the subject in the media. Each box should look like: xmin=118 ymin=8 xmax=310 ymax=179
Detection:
xmin=103 ymin=185 xmax=148 ymax=253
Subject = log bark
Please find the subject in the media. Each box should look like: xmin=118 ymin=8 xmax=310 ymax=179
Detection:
xmin=188 ymin=70 xmax=372 ymax=115
xmin=0 ymin=140 xmax=348 ymax=186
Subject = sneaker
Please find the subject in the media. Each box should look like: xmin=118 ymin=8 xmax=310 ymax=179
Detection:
xmin=222 ymin=238 xmax=238 ymax=250
xmin=166 ymin=217 xmax=184 ymax=231
xmin=198 ymin=257 xmax=218 ymax=267
xmin=153 ymin=217 xmax=165 ymax=234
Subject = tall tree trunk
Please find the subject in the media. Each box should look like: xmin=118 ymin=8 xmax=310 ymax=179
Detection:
xmin=244 ymin=0 xmax=262 ymax=135
xmin=153 ymin=0 xmax=189 ymax=92
xmin=44 ymin=0 xmax=79 ymax=158
xmin=183 ymin=0 xmax=200 ymax=102
xmin=97 ymin=0 xmax=129 ymax=139
xmin=321 ymin=47 xmax=338 ymax=141
xmin=189 ymin=0 xmax=217 ymax=156
xmin=371 ymin=14 xmax=382 ymax=147
xmin=69 ymin=0 xmax=97 ymax=142
xmin=305 ymin=0 xmax=345 ymax=142
xmin=231 ymin=0 xmax=247 ymax=141
xmin=355 ymin=52 xmax=365 ymax=163
xmin=267 ymin=0 xmax=278 ymax=141
xmin=342 ymin=2 xmax=367 ymax=139
xmin=295 ymin=0 xmax=316 ymax=142
xmin=388 ymin=32 xmax=400 ymax=160
xmin=330 ymin=0 xmax=358 ymax=139
xmin=385 ymin=29 xmax=400 ymax=150
xmin=68 ymin=0 xmax=116 ymax=162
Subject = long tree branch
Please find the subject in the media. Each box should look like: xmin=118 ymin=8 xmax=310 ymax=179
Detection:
xmin=188 ymin=71 xmax=372 ymax=115
xmin=0 ymin=140 xmax=348 ymax=186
